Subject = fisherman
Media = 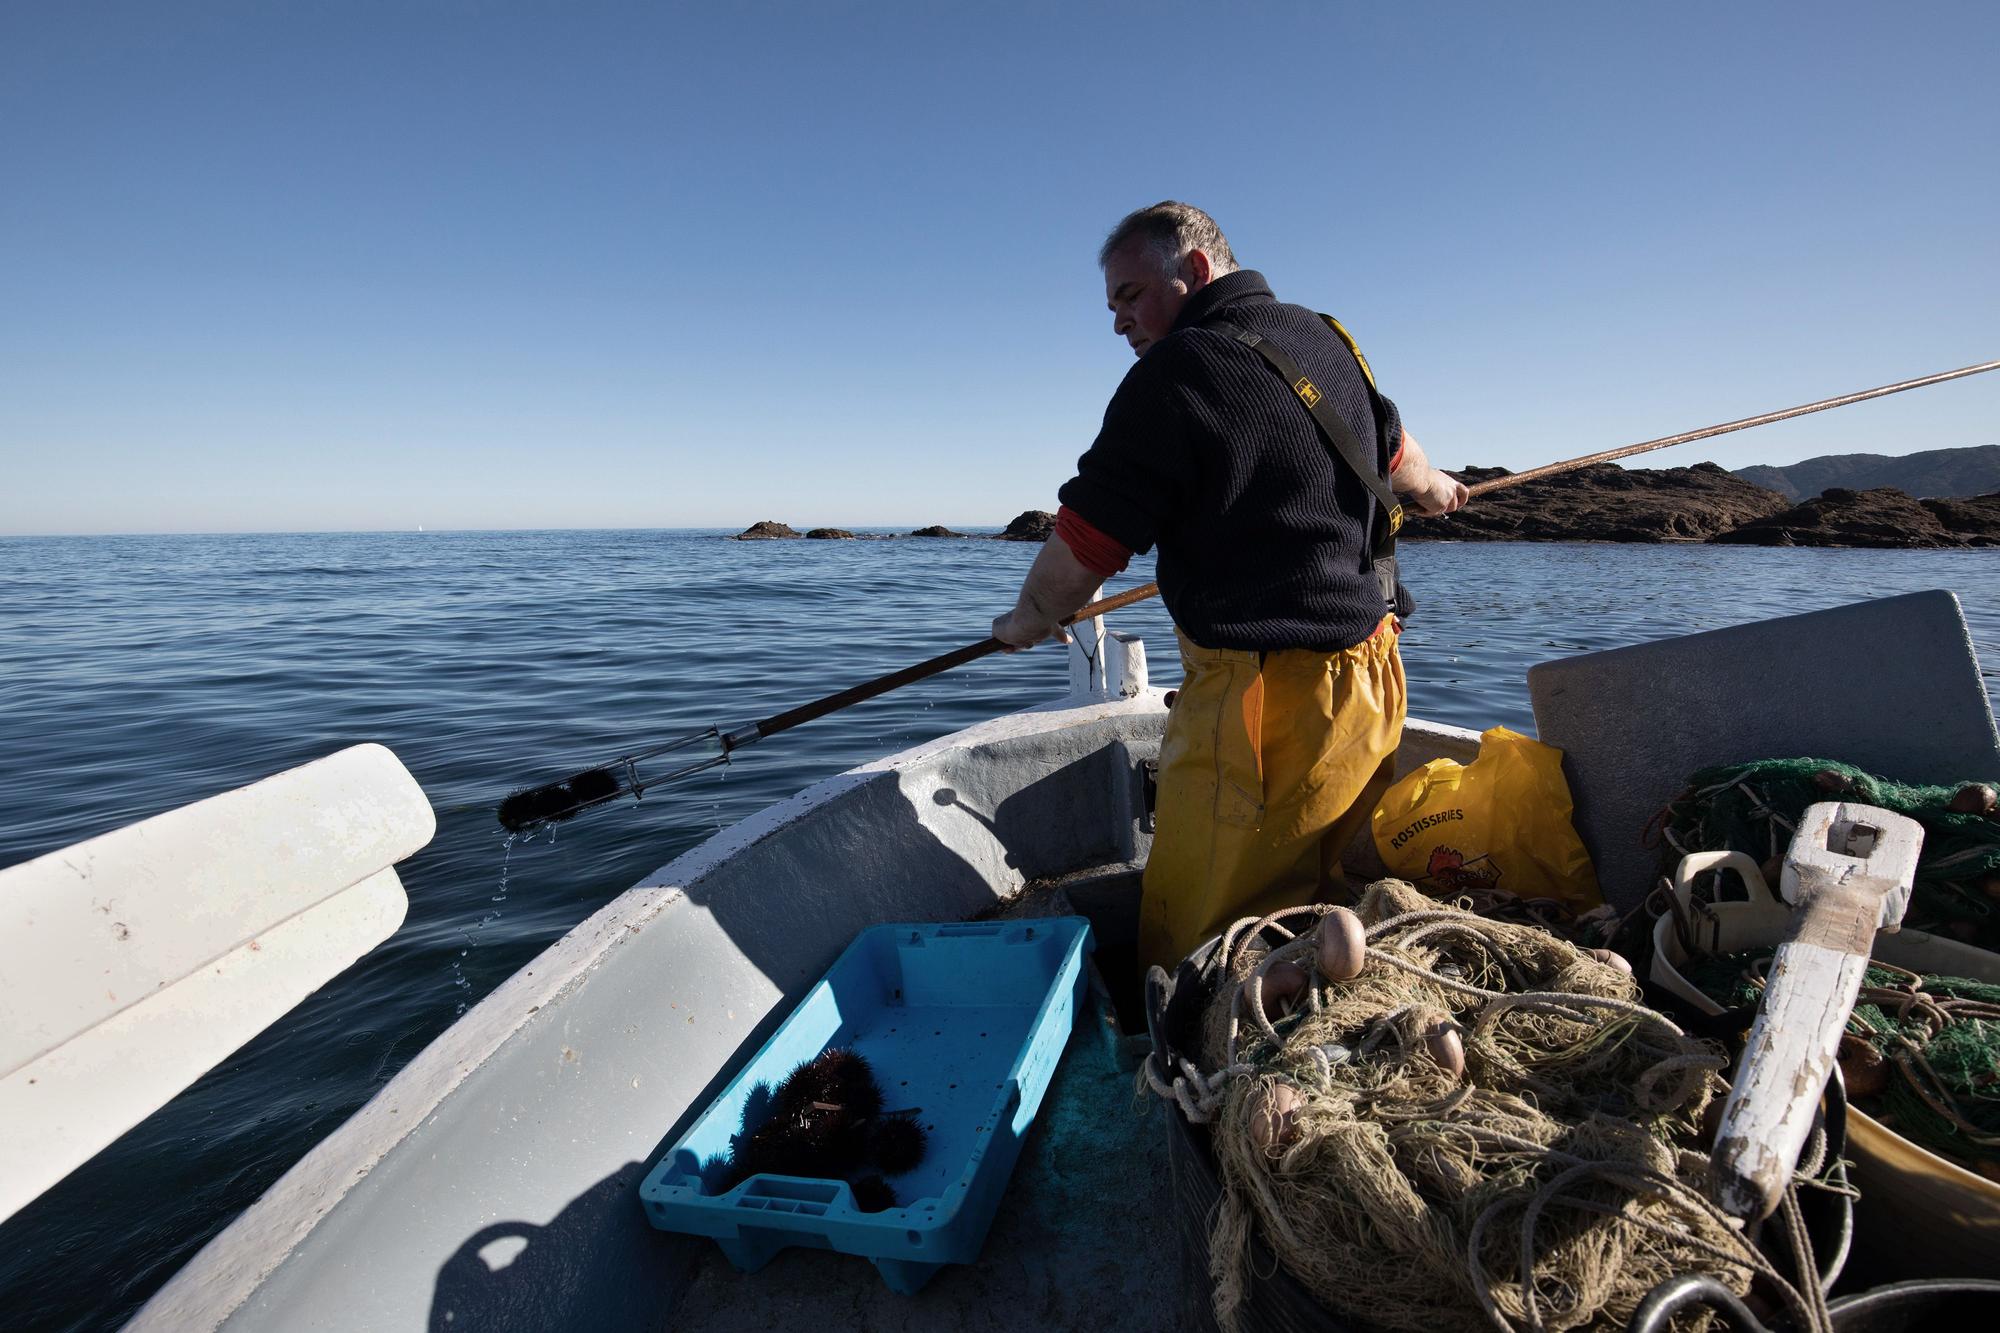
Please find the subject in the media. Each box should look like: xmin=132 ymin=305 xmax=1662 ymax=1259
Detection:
xmin=992 ymin=202 xmax=1468 ymax=970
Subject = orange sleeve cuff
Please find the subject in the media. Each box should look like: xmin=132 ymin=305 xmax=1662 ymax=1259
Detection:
xmin=1055 ymin=505 xmax=1133 ymax=578
xmin=1388 ymin=433 xmax=1406 ymax=476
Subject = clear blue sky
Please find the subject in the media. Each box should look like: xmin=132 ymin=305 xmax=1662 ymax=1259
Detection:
xmin=3 ymin=1 xmax=1995 ymax=535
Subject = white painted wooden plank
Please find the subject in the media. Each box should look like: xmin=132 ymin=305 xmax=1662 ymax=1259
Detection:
xmin=1710 ymin=801 xmax=1924 ymax=1220
xmin=1712 ymin=945 xmax=1870 ymax=1220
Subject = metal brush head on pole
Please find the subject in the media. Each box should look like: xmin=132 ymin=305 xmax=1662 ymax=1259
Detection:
xmin=498 ymin=726 xmax=736 ymax=831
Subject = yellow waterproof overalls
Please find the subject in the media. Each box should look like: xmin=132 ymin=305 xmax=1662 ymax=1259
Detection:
xmin=1137 ymin=618 xmax=1407 ymax=971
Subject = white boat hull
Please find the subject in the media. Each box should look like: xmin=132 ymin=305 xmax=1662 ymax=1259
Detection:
xmin=133 ymin=690 xmax=1477 ymax=1330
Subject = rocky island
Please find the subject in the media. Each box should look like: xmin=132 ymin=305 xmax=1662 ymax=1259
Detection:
xmin=1711 ymin=487 xmax=2000 ymax=548
xmin=733 ymin=445 xmax=2000 ymax=548
xmin=1404 ymin=466 xmax=1999 ymax=547
xmin=1400 ymin=463 xmax=1787 ymax=543
xmin=733 ymin=512 xmax=1054 ymax=542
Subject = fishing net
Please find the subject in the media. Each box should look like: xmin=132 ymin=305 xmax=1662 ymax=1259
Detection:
xmin=1654 ymin=758 xmax=2000 ymax=950
xmin=1685 ymin=950 xmax=2000 ymax=1178
xmin=1150 ymin=881 xmax=1826 ymax=1333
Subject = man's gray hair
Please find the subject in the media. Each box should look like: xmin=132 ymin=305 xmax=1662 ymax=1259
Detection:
xmin=1098 ymin=201 xmax=1238 ymax=278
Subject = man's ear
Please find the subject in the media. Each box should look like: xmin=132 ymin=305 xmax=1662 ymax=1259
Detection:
xmin=1181 ymin=248 xmax=1214 ymax=290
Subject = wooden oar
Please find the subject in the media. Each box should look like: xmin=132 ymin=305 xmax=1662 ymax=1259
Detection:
xmin=0 ymin=744 xmax=435 ymax=1223
xmin=496 ymin=357 xmax=2000 ymax=832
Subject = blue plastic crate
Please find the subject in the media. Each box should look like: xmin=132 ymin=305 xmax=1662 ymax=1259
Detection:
xmin=638 ymin=916 xmax=1093 ymax=1293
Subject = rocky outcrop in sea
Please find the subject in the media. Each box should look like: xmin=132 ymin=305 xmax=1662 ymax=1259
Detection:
xmin=733 ymin=514 xmax=1051 ymax=541
xmin=1401 ymin=463 xmax=1788 ymax=543
xmin=731 ymin=523 xmax=897 ymax=541
xmin=734 ymin=520 xmax=800 ymax=540
xmin=997 ymin=510 xmax=1056 ymax=542
xmin=1710 ymin=487 xmax=2000 ymax=547
xmin=729 ymin=478 xmax=1999 ymax=548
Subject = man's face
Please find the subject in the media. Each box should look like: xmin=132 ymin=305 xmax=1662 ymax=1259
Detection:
xmin=1104 ymin=243 xmax=1192 ymax=358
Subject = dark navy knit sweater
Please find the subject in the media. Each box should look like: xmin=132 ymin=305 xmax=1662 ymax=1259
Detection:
xmin=1058 ymin=270 xmax=1404 ymax=652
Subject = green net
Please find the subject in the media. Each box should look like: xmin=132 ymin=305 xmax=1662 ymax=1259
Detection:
xmin=1684 ymin=950 xmax=2000 ymax=1177
xmin=1657 ymin=758 xmax=2000 ymax=951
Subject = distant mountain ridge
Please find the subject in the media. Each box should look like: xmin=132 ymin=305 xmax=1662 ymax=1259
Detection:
xmin=1732 ymin=445 xmax=2000 ymax=500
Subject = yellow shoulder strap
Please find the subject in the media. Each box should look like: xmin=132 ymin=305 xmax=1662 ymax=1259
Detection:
xmin=1318 ymin=313 xmax=1377 ymax=390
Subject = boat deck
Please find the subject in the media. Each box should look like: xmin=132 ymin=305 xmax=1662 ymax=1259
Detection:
xmin=668 ymin=867 xmax=1179 ymax=1331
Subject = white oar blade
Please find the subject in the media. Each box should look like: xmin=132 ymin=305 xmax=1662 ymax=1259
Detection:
xmin=0 ymin=743 xmax=433 ymax=1223
xmin=0 ymin=870 xmax=408 ymax=1221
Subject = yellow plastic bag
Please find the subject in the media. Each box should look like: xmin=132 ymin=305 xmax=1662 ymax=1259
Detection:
xmin=1370 ymin=726 xmax=1601 ymax=912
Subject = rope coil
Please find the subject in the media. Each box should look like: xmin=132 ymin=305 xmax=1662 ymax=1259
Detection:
xmin=1145 ymin=879 xmax=1833 ymax=1333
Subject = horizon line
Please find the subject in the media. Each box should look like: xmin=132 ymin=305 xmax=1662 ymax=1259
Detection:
xmin=0 ymin=522 xmax=1036 ymax=540
xmin=8 ymin=442 xmax=1995 ymax=539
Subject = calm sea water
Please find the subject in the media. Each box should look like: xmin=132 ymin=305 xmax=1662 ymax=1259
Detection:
xmin=2 ymin=530 xmax=1996 ymax=1330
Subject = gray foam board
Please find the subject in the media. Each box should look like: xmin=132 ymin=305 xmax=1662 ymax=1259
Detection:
xmin=1528 ymin=590 xmax=2000 ymax=913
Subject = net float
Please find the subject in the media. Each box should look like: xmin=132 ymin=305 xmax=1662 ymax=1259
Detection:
xmin=1588 ymin=947 xmax=1633 ymax=976
xmin=1313 ymin=906 xmax=1367 ymax=981
xmin=1246 ymin=1082 xmax=1303 ymax=1153
xmin=1948 ymin=783 xmax=1997 ymax=816
xmin=1837 ymin=1033 xmax=1890 ymax=1099
xmin=1259 ymin=960 xmax=1310 ymax=1016
xmin=1419 ymin=1010 xmax=1465 ymax=1081
xmin=1701 ymin=1094 xmax=1726 ymax=1143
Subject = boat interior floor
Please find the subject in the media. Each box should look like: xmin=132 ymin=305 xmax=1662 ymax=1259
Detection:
xmin=667 ymin=864 xmax=1178 ymax=1331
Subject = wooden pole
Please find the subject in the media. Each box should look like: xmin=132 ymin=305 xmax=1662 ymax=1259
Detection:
xmin=751 ymin=582 xmax=1162 ymax=741
xmin=499 ymin=358 xmax=2000 ymax=826
xmin=1085 ymin=356 xmax=2000 ymax=613
xmin=1464 ymin=358 xmax=2000 ymax=496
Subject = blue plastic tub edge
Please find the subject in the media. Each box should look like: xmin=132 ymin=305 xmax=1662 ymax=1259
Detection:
xmin=637 ymin=916 xmax=1094 ymax=1294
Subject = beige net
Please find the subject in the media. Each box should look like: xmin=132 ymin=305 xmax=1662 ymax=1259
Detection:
xmin=1184 ymin=881 xmax=1807 ymax=1333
